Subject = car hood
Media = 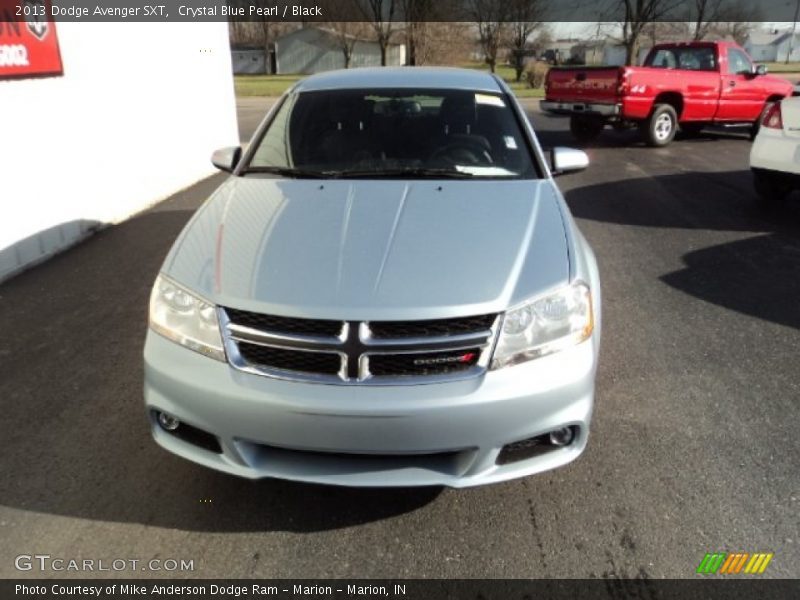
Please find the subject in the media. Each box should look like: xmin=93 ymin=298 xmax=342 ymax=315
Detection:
xmin=162 ymin=177 xmax=570 ymax=320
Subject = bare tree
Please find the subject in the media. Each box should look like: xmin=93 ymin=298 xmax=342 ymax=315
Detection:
xmin=466 ymin=0 xmax=509 ymax=73
xmin=506 ymin=0 xmax=547 ymax=81
xmin=242 ymin=0 xmax=277 ymax=72
xmin=690 ymin=0 xmax=725 ymax=40
xmin=618 ymin=0 xmax=683 ymax=65
xmin=717 ymin=1 xmax=765 ymax=45
xmin=698 ymin=1 xmax=764 ymax=45
xmin=326 ymin=22 xmax=362 ymax=68
xmin=326 ymin=0 xmax=368 ymax=68
xmin=400 ymin=0 xmax=436 ymax=66
xmin=358 ymin=0 xmax=398 ymax=66
xmin=530 ymin=27 xmax=553 ymax=58
xmin=258 ymin=17 xmax=273 ymax=70
xmin=645 ymin=20 xmax=690 ymax=46
xmin=414 ymin=22 xmax=474 ymax=66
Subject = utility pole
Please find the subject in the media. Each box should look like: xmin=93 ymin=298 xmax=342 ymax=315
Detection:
xmin=787 ymin=0 xmax=800 ymax=64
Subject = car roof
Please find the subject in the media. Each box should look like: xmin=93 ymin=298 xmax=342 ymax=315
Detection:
xmin=293 ymin=67 xmax=505 ymax=94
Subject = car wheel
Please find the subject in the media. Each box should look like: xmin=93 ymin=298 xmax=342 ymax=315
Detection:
xmin=753 ymin=170 xmax=790 ymax=210
xmin=642 ymin=104 xmax=678 ymax=147
xmin=750 ymin=102 xmax=774 ymax=141
xmin=570 ymin=115 xmax=604 ymax=143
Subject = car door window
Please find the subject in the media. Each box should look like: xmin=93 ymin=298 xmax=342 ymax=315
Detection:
xmin=727 ymin=49 xmax=752 ymax=75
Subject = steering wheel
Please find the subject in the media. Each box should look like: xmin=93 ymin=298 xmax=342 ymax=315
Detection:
xmin=429 ymin=140 xmax=493 ymax=166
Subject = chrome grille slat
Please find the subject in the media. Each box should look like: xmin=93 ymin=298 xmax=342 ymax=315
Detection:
xmin=224 ymin=308 xmax=343 ymax=337
xmin=220 ymin=308 xmax=500 ymax=385
xmin=228 ymin=323 xmax=345 ymax=351
xmin=367 ymin=314 xmax=497 ymax=339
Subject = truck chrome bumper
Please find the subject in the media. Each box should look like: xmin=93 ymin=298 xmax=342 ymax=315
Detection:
xmin=540 ymin=101 xmax=621 ymax=117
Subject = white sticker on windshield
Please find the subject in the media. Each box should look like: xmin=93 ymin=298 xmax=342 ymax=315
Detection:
xmin=475 ymin=93 xmax=505 ymax=107
xmin=504 ymin=136 xmax=518 ymax=150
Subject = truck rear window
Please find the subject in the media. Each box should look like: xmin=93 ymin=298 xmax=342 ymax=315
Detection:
xmin=645 ymin=47 xmax=716 ymax=71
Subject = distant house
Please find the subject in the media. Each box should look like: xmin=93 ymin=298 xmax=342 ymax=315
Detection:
xmin=541 ymin=39 xmax=582 ymax=64
xmin=231 ymin=45 xmax=273 ymax=75
xmin=537 ymin=37 xmax=648 ymax=66
xmin=273 ymin=27 xmax=405 ymax=74
xmin=745 ymin=30 xmax=800 ymax=62
xmin=602 ymin=35 xmax=718 ymax=66
xmin=601 ymin=41 xmax=650 ymax=67
xmin=571 ymin=39 xmax=610 ymax=65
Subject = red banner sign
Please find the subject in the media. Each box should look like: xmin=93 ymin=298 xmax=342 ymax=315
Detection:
xmin=0 ymin=0 xmax=62 ymax=78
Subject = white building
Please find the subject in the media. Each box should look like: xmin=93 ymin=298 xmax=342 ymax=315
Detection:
xmin=0 ymin=22 xmax=238 ymax=282
xmin=231 ymin=44 xmax=271 ymax=74
xmin=602 ymin=44 xmax=650 ymax=66
xmin=274 ymin=27 xmax=405 ymax=74
xmin=745 ymin=30 xmax=800 ymax=63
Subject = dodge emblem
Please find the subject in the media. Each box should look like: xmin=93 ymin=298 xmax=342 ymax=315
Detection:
xmin=25 ymin=0 xmax=49 ymax=41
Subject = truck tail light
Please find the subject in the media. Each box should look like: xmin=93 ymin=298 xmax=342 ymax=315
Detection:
xmin=762 ymin=103 xmax=783 ymax=129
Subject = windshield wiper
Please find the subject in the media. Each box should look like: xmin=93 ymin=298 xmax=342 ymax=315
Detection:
xmin=241 ymin=166 xmax=328 ymax=179
xmin=323 ymin=167 xmax=474 ymax=180
xmin=242 ymin=166 xmax=477 ymax=180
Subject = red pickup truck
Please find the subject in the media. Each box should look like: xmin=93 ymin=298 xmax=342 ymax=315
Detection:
xmin=541 ymin=41 xmax=793 ymax=146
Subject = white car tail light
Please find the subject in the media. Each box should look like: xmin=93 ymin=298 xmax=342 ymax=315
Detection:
xmin=762 ymin=103 xmax=783 ymax=129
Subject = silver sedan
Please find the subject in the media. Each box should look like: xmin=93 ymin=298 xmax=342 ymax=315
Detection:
xmin=144 ymin=67 xmax=601 ymax=487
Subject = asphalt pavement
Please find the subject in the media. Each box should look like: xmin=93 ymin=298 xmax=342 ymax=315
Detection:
xmin=0 ymin=98 xmax=798 ymax=579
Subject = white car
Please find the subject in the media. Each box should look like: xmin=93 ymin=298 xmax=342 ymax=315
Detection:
xmin=750 ymin=97 xmax=800 ymax=208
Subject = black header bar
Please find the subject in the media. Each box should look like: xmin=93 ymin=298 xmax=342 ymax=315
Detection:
xmin=2 ymin=0 xmax=797 ymax=23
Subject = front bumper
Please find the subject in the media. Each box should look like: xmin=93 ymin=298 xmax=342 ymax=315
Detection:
xmin=540 ymin=100 xmax=621 ymax=117
xmin=143 ymin=330 xmax=597 ymax=488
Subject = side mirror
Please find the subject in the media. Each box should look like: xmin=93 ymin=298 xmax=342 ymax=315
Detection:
xmin=755 ymin=64 xmax=768 ymax=76
xmin=551 ymin=147 xmax=589 ymax=176
xmin=211 ymin=146 xmax=242 ymax=173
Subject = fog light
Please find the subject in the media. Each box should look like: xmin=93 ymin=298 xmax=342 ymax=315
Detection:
xmin=157 ymin=412 xmax=180 ymax=431
xmin=549 ymin=426 xmax=574 ymax=447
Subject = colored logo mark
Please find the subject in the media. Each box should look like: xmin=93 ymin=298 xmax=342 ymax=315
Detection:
xmin=697 ymin=552 xmax=773 ymax=575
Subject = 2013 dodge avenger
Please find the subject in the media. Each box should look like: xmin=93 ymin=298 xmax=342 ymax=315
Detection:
xmin=143 ymin=67 xmax=601 ymax=487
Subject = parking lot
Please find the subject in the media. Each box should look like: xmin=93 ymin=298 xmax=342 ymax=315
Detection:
xmin=0 ymin=99 xmax=798 ymax=579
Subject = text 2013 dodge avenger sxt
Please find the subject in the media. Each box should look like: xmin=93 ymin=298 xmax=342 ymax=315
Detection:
xmin=144 ymin=68 xmax=601 ymax=487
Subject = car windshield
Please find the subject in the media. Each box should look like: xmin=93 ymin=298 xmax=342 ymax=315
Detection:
xmin=245 ymin=88 xmax=537 ymax=179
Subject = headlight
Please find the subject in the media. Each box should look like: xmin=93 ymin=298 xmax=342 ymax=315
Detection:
xmin=491 ymin=282 xmax=593 ymax=370
xmin=149 ymin=274 xmax=225 ymax=361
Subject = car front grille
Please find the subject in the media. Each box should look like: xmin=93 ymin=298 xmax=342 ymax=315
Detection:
xmin=224 ymin=308 xmax=342 ymax=337
xmin=237 ymin=342 xmax=342 ymax=376
xmin=220 ymin=308 xmax=499 ymax=385
xmin=368 ymin=315 xmax=498 ymax=339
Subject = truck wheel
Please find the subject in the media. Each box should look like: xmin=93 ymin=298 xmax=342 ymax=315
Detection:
xmin=750 ymin=102 xmax=773 ymax=141
xmin=753 ymin=170 xmax=790 ymax=210
xmin=642 ymin=104 xmax=678 ymax=147
xmin=569 ymin=115 xmax=604 ymax=143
